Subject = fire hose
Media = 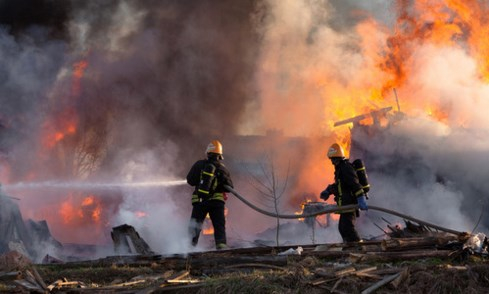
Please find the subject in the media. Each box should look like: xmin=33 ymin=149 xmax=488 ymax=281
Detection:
xmin=224 ymin=185 xmax=464 ymax=236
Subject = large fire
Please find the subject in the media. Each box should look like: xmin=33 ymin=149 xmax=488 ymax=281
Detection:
xmin=319 ymin=0 xmax=489 ymax=138
xmin=2 ymin=1 xmax=489 ymax=247
xmin=293 ymin=0 xmax=489 ymax=205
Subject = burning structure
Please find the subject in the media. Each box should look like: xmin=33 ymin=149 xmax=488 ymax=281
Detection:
xmin=0 ymin=0 xmax=488 ymax=258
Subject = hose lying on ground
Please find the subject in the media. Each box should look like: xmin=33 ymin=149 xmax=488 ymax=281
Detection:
xmin=224 ymin=185 xmax=464 ymax=236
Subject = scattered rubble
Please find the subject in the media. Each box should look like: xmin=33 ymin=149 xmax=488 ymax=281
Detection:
xmin=0 ymin=216 xmax=487 ymax=292
xmin=111 ymin=224 xmax=155 ymax=255
xmin=0 ymin=228 xmax=486 ymax=293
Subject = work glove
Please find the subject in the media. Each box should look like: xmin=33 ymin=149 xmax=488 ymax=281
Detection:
xmin=320 ymin=184 xmax=335 ymax=200
xmin=320 ymin=189 xmax=330 ymax=201
xmin=357 ymin=195 xmax=368 ymax=211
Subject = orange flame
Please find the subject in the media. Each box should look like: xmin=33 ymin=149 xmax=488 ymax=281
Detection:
xmin=92 ymin=205 xmax=101 ymax=222
xmin=59 ymin=194 xmax=103 ymax=224
xmin=72 ymin=60 xmax=88 ymax=95
xmin=60 ymin=200 xmax=76 ymax=224
xmin=202 ymin=213 xmax=214 ymax=235
xmin=81 ymin=195 xmax=94 ymax=206
xmin=202 ymin=226 xmax=214 ymax=235
xmin=295 ymin=199 xmax=312 ymax=222
xmin=316 ymin=0 xmax=489 ymax=140
xmin=202 ymin=208 xmax=228 ymax=235
xmin=40 ymin=59 xmax=87 ymax=150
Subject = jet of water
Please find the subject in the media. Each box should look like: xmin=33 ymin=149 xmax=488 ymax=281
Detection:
xmin=2 ymin=179 xmax=187 ymax=191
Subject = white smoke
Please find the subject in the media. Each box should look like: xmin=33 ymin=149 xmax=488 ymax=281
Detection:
xmin=108 ymin=144 xmax=193 ymax=255
xmin=355 ymin=114 xmax=489 ymax=236
xmin=112 ymin=188 xmax=192 ymax=255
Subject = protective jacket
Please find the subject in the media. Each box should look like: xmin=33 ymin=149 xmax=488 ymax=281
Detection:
xmin=186 ymin=158 xmax=233 ymax=204
xmin=333 ymin=159 xmax=365 ymax=208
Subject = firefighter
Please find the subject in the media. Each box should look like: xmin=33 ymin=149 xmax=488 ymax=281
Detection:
xmin=186 ymin=140 xmax=234 ymax=250
xmin=320 ymin=143 xmax=368 ymax=242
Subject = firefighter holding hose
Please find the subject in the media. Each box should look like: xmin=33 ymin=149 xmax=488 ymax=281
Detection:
xmin=320 ymin=143 xmax=368 ymax=242
xmin=186 ymin=140 xmax=234 ymax=250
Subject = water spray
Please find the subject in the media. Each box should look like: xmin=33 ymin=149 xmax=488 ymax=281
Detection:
xmin=2 ymin=179 xmax=187 ymax=191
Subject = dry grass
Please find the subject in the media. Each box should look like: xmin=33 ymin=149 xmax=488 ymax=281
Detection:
xmin=28 ymin=255 xmax=489 ymax=293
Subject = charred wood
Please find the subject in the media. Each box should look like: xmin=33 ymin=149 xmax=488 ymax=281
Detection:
xmin=361 ymin=271 xmax=402 ymax=294
xmin=0 ymin=271 xmax=22 ymax=281
xmin=381 ymin=235 xmax=460 ymax=251
xmin=111 ymin=224 xmax=154 ymax=255
xmin=349 ymin=249 xmax=454 ymax=263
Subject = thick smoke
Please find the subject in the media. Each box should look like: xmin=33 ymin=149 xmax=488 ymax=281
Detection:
xmin=248 ymin=0 xmax=489 ymax=239
xmin=352 ymin=117 xmax=489 ymax=236
xmin=1 ymin=0 xmax=488 ymax=258
xmin=0 ymin=0 xmax=260 ymax=254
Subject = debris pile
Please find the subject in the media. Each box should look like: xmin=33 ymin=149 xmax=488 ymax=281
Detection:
xmin=0 ymin=229 xmax=487 ymax=293
xmin=0 ymin=251 xmax=46 ymax=293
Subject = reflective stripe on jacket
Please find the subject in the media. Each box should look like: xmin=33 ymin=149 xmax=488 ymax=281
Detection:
xmin=334 ymin=159 xmax=364 ymax=213
xmin=187 ymin=158 xmax=233 ymax=204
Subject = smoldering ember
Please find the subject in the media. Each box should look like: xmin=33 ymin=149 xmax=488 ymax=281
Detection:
xmin=0 ymin=0 xmax=489 ymax=293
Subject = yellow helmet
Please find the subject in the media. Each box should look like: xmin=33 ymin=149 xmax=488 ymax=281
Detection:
xmin=327 ymin=143 xmax=345 ymax=158
xmin=206 ymin=140 xmax=223 ymax=159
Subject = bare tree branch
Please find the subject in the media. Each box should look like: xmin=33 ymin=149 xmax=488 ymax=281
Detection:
xmin=244 ymin=153 xmax=291 ymax=247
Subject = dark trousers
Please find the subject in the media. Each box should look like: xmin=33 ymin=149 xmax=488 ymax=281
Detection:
xmin=189 ymin=200 xmax=226 ymax=247
xmin=338 ymin=212 xmax=360 ymax=242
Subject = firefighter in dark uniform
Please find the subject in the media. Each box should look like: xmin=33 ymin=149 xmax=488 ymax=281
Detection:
xmin=187 ymin=140 xmax=233 ymax=250
xmin=320 ymin=143 xmax=368 ymax=242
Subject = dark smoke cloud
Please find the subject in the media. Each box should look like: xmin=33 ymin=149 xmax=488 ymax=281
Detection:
xmin=0 ymin=0 xmax=262 ymax=251
xmin=0 ymin=31 xmax=67 ymax=179
xmin=0 ymin=0 xmax=260 ymax=180
xmin=0 ymin=0 xmax=70 ymax=38
xmin=74 ymin=0 xmax=260 ymax=177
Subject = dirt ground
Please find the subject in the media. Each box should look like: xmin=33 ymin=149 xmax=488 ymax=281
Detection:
xmin=31 ymin=253 xmax=489 ymax=293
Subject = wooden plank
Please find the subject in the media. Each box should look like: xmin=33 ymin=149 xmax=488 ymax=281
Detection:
xmin=47 ymin=279 xmax=63 ymax=291
xmin=349 ymin=249 xmax=453 ymax=263
xmin=30 ymin=267 xmax=47 ymax=289
xmin=381 ymin=236 xmax=459 ymax=251
xmin=110 ymin=279 xmax=146 ymax=287
xmin=391 ymin=268 xmax=410 ymax=289
xmin=334 ymin=266 xmax=356 ymax=277
xmin=355 ymin=272 xmax=382 ymax=279
xmin=224 ymin=263 xmax=286 ymax=271
xmin=355 ymin=266 xmax=377 ymax=274
xmin=167 ymin=270 xmax=189 ymax=281
xmin=157 ymin=283 xmax=205 ymax=292
xmin=166 ymin=279 xmax=200 ymax=284
xmin=0 ymin=271 xmax=22 ymax=281
xmin=185 ymin=255 xmax=288 ymax=269
xmin=361 ymin=272 xmax=402 ymax=294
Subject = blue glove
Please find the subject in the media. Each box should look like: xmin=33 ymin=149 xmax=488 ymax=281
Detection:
xmin=357 ymin=195 xmax=368 ymax=210
xmin=320 ymin=189 xmax=330 ymax=200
